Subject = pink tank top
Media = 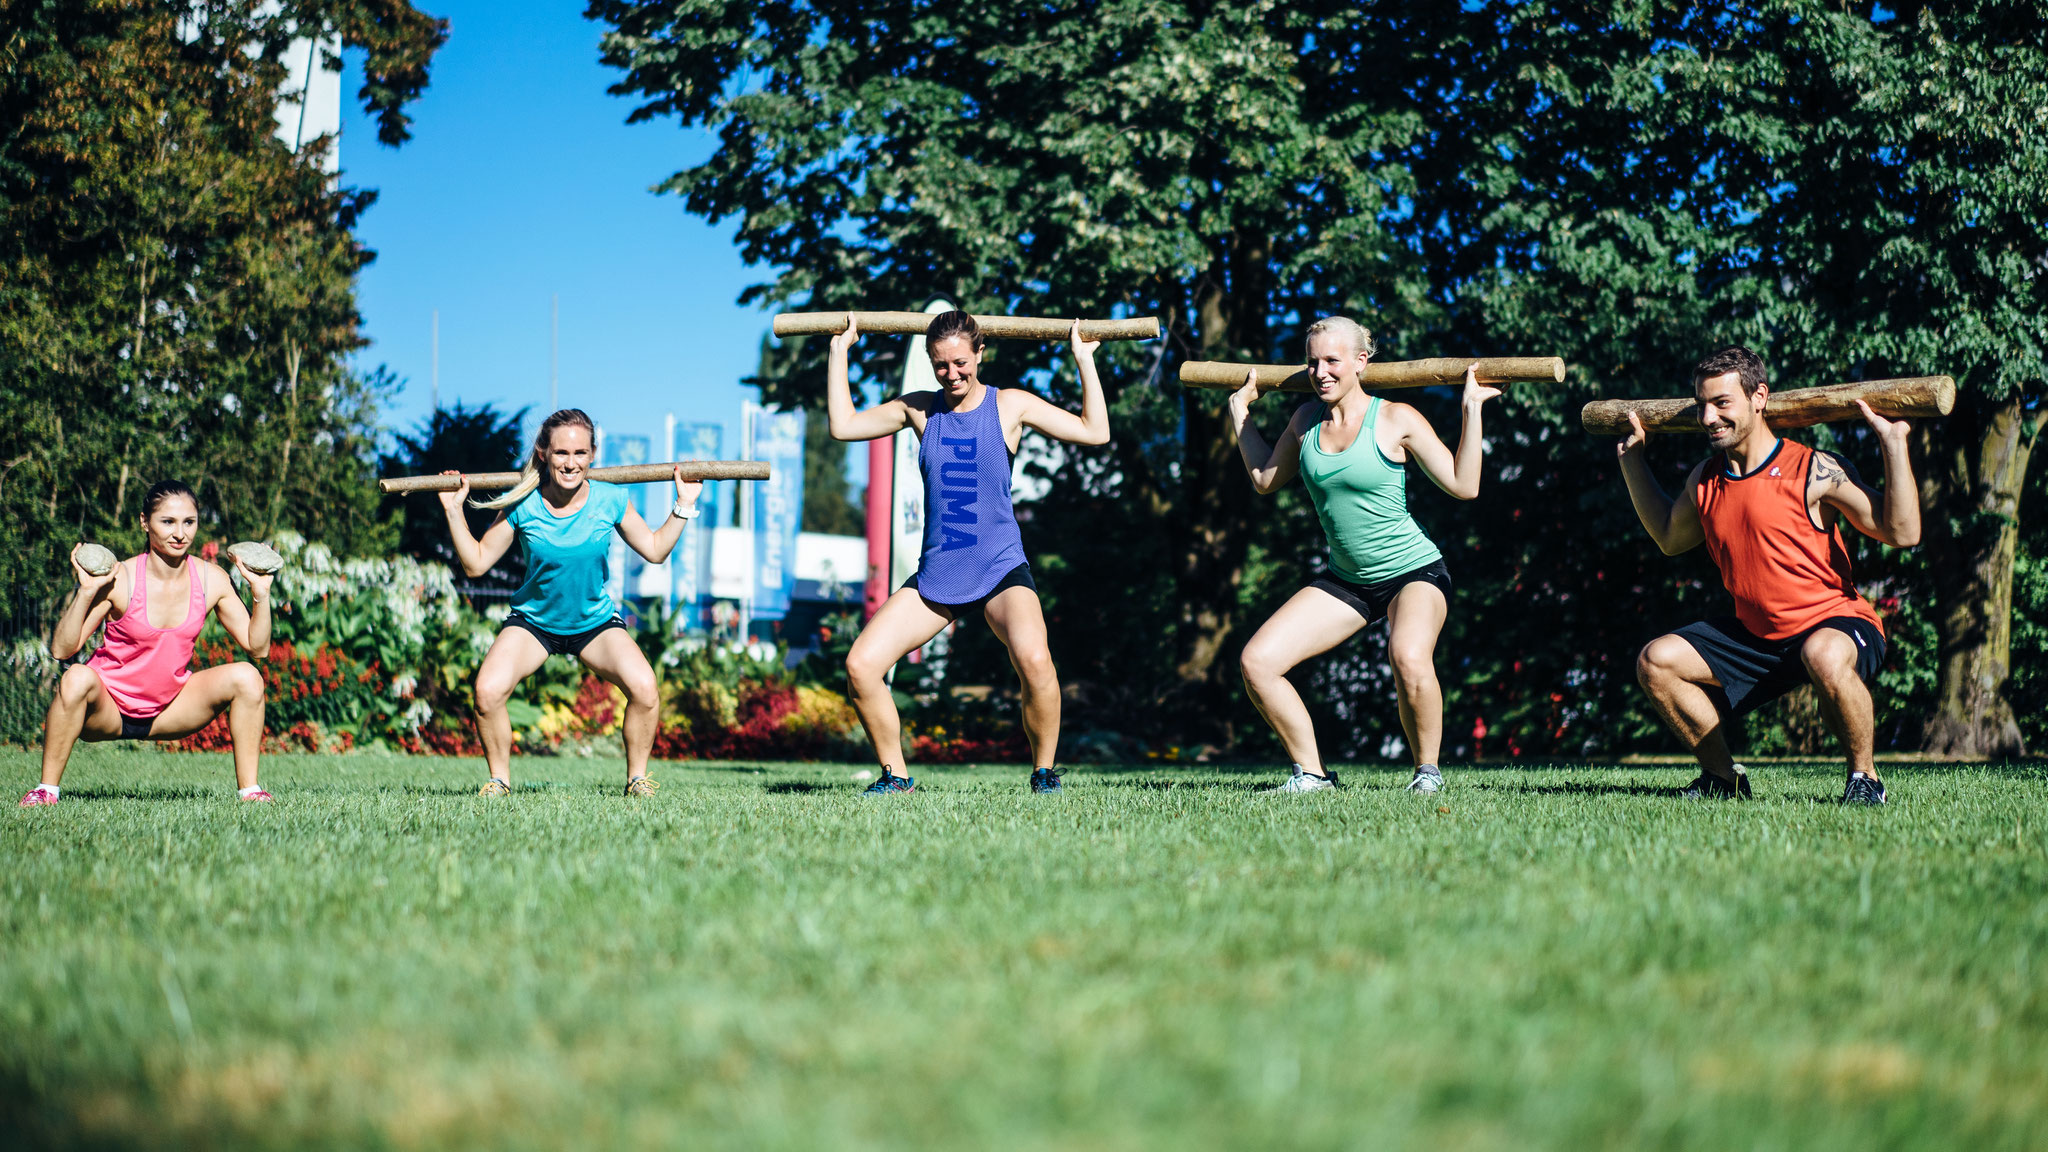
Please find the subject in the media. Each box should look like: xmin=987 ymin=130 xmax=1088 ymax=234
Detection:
xmin=86 ymin=556 xmax=208 ymax=717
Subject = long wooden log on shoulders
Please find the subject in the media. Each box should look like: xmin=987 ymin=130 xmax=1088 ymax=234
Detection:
xmin=773 ymin=310 xmax=1160 ymax=342
xmin=1179 ymin=357 xmax=1566 ymax=392
xmin=1580 ymin=376 xmax=1956 ymax=435
xmin=378 ymin=461 xmax=771 ymax=494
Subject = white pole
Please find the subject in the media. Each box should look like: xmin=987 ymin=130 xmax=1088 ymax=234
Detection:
xmin=739 ymin=402 xmax=756 ymax=643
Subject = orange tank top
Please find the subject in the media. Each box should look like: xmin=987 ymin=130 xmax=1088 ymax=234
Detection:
xmin=1694 ymin=439 xmax=1882 ymax=642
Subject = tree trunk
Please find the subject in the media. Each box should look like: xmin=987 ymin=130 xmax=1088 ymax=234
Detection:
xmin=1919 ymin=393 xmax=2038 ymax=758
xmin=1169 ymin=228 xmax=1270 ymax=740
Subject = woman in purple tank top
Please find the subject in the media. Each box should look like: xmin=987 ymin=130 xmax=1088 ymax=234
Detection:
xmin=826 ymin=310 xmax=1109 ymax=794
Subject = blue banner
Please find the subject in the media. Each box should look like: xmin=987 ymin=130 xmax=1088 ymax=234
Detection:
xmin=748 ymin=406 xmax=806 ymax=621
xmin=672 ymin=421 xmax=724 ymax=622
xmin=599 ymin=434 xmax=655 ymax=612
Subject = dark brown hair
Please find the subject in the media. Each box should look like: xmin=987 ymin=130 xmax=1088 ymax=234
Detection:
xmin=926 ymin=310 xmax=985 ymax=353
xmin=140 ymin=479 xmax=196 ymax=518
xmin=1691 ymin=346 xmax=1768 ymax=394
xmin=474 ymin=408 xmax=597 ymax=509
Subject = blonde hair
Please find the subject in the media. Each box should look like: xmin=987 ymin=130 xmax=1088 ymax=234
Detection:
xmin=1304 ymin=316 xmax=1377 ymax=360
xmin=473 ymin=409 xmax=597 ymax=510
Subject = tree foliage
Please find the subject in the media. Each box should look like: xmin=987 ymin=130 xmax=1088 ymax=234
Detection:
xmin=380 ymin=401 xmax=531 ymax=586
xmin=0 ymin=1 xmax=447 ymax=602
xmin=592 ymin=1 xmax=2047 ymax=757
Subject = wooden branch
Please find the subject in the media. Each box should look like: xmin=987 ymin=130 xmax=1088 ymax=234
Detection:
xmin=772 ymin=310 xmax=1161 ymax=342
xmin=1179 ymin=357 xmax=1566 ymax=392
xmin=378 ymin=460 xmax=772 ymax=495
xmin=1580 ymin=376 xmax=1956 ymax=435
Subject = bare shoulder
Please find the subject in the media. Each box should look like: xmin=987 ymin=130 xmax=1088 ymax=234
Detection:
xmin=1378 ymin=397 xmax=1428 ymax=425
xmin=199 ymin=558 xmax=235 ymax=596
xmin=1287 ymin=401 xmax=1322 ymax=430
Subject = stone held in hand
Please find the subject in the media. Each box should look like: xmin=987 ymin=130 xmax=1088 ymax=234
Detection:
xmin=75 ymin=542 xmax=117 ymax=577
xmin=225 ymin=541 xmax=284 ymax=576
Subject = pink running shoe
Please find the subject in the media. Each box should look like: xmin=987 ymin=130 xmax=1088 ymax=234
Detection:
xmin=239 ymin=790 xmax=274 ymax=803
xmin=18 ymin=787 xmax=58 ymax=807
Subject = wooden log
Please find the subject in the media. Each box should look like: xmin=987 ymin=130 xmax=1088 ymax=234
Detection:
xmin=1580 ymin=376 xmax=1956 ymax=435
xmin=1178 ymin=356 xmax=1566 ymax=392
xmin=378 ymin=461 xmax=771 ymax=495
xmin=772 ymin=310 xmax=1160 ymax=342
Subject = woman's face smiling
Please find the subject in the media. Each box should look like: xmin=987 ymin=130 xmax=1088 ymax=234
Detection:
xmin=929 ymin=335 xmax=981 ymax=400
xmin=143 ymin=496 xmax=198 ymax=559
xmin=545 ymin=424 xmax=594 ymax=491
xmin=1305 ymin=331 xmax=1367 ymax=403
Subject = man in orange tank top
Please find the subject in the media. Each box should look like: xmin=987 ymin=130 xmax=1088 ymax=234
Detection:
xmin=1617 ymin=347 xmax=1921 ymax=805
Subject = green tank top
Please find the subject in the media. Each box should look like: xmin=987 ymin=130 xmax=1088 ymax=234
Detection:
xmin=1299 ymin=396 xmax=1443 ymax=584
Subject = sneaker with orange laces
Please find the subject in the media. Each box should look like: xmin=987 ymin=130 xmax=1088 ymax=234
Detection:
xmin=623 ymin=775 xmax=660 ymax=797
xmin=477 ymin=778 xmax=512 ymax=797
xmin=17 ymin=786 xmax=59 ymax=807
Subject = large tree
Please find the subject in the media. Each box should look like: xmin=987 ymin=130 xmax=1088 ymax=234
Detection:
xmin=0 ymin=1 xmax=447 ymax=601
xmin=591 ymin=0 xmax=2048 ymax=754
xmin=1433 ymin=2 xmax=2048 ymax=757
xmin=590 ymin=0 xmax=1445 ymax=734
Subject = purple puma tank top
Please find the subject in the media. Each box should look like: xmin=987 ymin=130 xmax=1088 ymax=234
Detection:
xmin=914 ymin=387 xmax=1027 ymax=604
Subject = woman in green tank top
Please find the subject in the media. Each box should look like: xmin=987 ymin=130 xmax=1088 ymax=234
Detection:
xmin=1227 ymin=316 xmax=1501 ymax=795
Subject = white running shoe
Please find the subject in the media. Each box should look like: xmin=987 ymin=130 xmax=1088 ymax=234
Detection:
xmin=1406 ymin=766 xmax=1444 ymax=794
xmin=1264 ymin=766 xmax=1339 ymax=793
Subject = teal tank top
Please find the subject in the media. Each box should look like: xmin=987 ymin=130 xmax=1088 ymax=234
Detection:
xmin=1299 ymin=396 xmax=1443 ymax=584
xmin=506 ymin=481 xmax=631 ymax=634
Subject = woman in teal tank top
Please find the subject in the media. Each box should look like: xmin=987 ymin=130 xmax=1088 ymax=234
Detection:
xmin=437 ymin=409 xmax=704 ymax=798
xmin=1228 ymin=317 xmax=1501 ymax=795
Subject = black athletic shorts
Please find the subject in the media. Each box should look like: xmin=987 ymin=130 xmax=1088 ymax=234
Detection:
xmin=501 ymin=612 xmax=628 ymax=658
xmin=118 ymin=712 xmax=156 ymax=740
xmin=1309 ymin=557 xmax=1454 ymax=625
xmin=1673 ymin=615 xmax=1887 ymax=717
xmin=904 ymin=562 xmax=1037 ymax=617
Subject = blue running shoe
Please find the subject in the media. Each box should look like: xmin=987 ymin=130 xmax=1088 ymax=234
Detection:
xmin=862 ymin=769 xmax=916 ymax=795
xmin=1029 ymin=767 xmax=1065 ymax=794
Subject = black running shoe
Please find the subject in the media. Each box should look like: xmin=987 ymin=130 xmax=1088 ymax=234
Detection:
xmin=1679 ymin=768 xmax=1751 ymax=799
xmin=1029 ymin=767 xmax=1065 ymax=794
xmin=1839 ymin=772 xmax=1887 ymax=806
xmin=862 ymin=769 xmax=916 ymax=795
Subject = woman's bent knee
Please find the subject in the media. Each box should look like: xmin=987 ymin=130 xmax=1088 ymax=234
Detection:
xmin=56 ymin=665 xmax=101 ymax=705
xmin=226 ymin=662 xmax=265 ymax=698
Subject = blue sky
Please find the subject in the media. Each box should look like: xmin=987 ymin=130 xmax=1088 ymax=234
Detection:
xmin=339 ymin=1 xmax=771 ymax=469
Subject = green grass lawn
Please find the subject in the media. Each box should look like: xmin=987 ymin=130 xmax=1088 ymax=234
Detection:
xmin=2 ymin=748 xmax=2044 ymax=1150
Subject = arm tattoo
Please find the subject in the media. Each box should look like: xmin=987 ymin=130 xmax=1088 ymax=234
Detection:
xmin=1809 ymin=451 xmax=1868 ymax=500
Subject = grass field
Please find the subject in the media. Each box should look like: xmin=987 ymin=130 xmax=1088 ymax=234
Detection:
xmin=2 ymin=747 xmax=2044 ymax=1150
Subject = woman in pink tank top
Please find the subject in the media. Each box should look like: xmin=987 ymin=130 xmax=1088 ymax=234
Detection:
xmin=20 ymin=480 xmax=277 ymax=807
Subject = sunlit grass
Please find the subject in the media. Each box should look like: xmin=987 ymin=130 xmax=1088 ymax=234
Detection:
xmin=3 ymin=747 xmax=2044 ymax=1150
